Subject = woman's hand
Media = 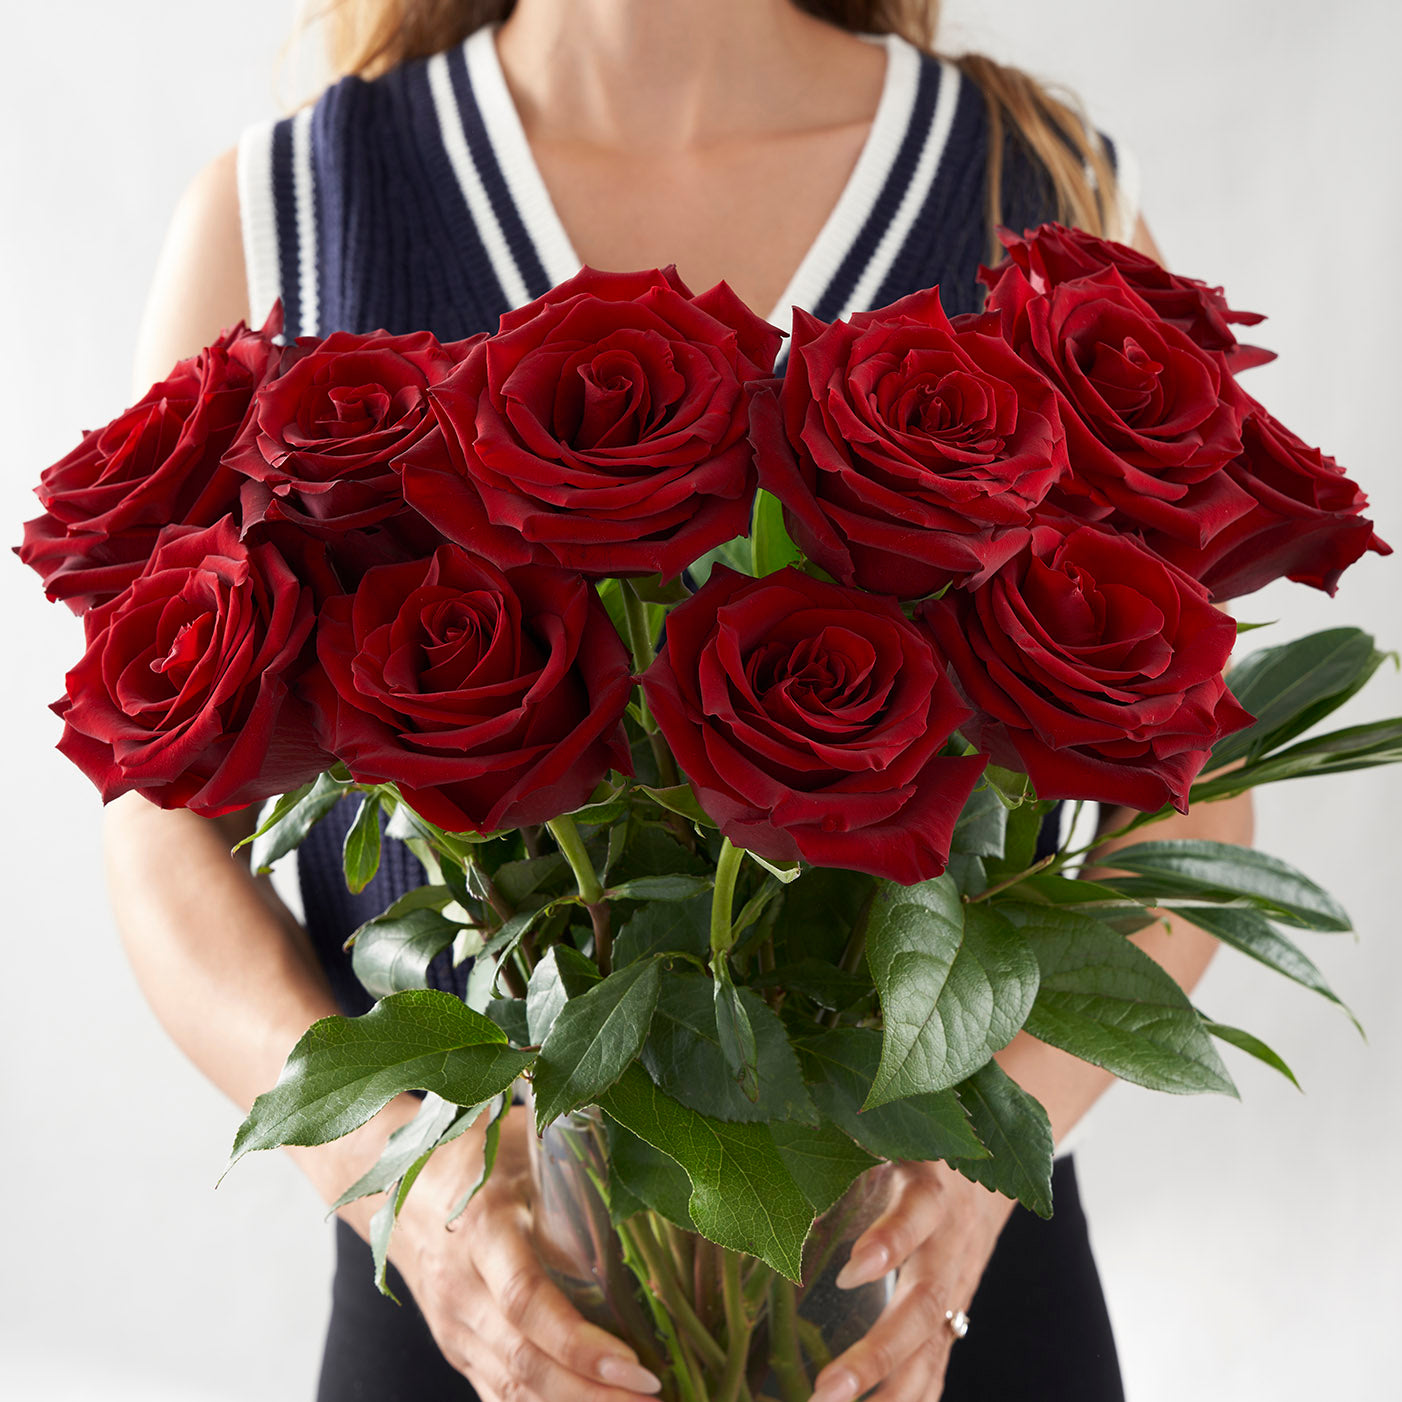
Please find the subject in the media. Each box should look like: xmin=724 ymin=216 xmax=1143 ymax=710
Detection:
xmin=390 ymin=1102 xmax=664 ymax=1402
xmin=809 ymin=1160 xmax=1013 ymax=1402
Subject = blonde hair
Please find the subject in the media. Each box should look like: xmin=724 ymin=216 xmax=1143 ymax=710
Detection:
xmin=301 ymin=0 xmax=1123 ymax=260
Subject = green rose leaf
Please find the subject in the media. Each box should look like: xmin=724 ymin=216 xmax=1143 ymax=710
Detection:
xmin=1096 ymin=840 xmax=1350 ymax=932
xmin=687 ymin=535 xmax=754 ymax=586
xmin=330 ymin=1093 xmax=486 ymax=1212
xmin=599 ymin=1063 xmax=814 ymax=1280
xmin=767 ymin=1118 xmax=879 ymax=1217
xmin=492 ymin=851 xmax=573 ymax=906
xmin=446 ymin=1092 xmax=512 ymax=1224
xmin=532 ymin=959 xmax=664 ymax=1132
xmin=343 ymin=792 xmax=383 ymax=895
xmin=713 ymin=963 xmax=760 ymax=1103
xmin=604 ymin=1117 xmax=695 ymax=1231
xmin=640 ymin=972 xmax=817 ymax=1125
xmin=485 ymin=996 xmax=531 ymax=1046
xmin=1006 ymin=905 xmax=1236 ymax=1096
xmin=350 ymin=907 xmax=461 ymax=999
xmin=525 ymin=944 xmax=602 ymax=1046
xmin=640 ymin=783 xmax=718 ymax=828
xmin=751 ymin=487 xmax=802 ymax=578
xmin=244 ymin=772 xmax=346 ymax=872
xmin=1190 ymin=718 xmax=1402 ymax=803
xmin=1210 ymin=628 xmax=1384 ymax=770
xmin=1174 ymin=904 xmax=1359 ymax=1030
xmin=1201 ymin=1017 xmax=1301 ymax=1089
xmin=629 ymin=572 xmax=693 ymax=604
xmin=948 ymin=1061 xmax=1054 ymax=1219
xmin=608 ymin=875 xmax=714 ymax=901
xmin=613 ymin=894 xmax=713 ymax=967
xmin=770 ymin=868 xmax=878 ymax=967
xmin=796 ymin=1028 xmax=986 ymax=1162
xmin=752 ymin=958 xmax=871 ymax=1013
xmin=864 ymin=877 xmax=1040 ymax=1105
xmin=951 ymin=785 xmax=1009 ymax=859
xmin=226 ymin=991 xmax=534 ymax=1171
xmin=982 ymin=799 xmax=1057 ymax=887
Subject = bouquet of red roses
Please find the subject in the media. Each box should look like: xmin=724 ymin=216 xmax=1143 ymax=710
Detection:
xmin=20 ymin=226 xmax=1396 ymax=1400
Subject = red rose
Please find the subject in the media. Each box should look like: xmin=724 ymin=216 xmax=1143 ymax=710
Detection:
xmin=1146 ymin=401 xmax=1391 ymax=599
xmin=641 ymin=565 xmax=986 ymax=884
xmin=17 ymin=314 xmax=277 ymax=612
xmin=398 ymin=266 xmax=782 ymax=580
xmin=753 ymin=291 xmax=1069 ymax=597
xmin=981 ymin=223 xmax=1274 ymax=373
xmin=986 ymin=263 xmax=1253 ymax=548
xmin=53 ymin=517 xmax=332 ymax=816
xmin=921 ymin=521 xmax=1253 ymax=813
xmin=300 ymin=544 xmax=633 ymax=834
xmin=225 ymin=327 xmax=479 ymax=538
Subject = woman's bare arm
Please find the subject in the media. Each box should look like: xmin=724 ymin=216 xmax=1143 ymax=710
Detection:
xmin=108 ymin=143 xmax=413 ymax=1238
xmin=105 ymin=148 xmax=661 ymax=1402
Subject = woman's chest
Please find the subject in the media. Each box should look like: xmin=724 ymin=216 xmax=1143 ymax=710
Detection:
xmin=527 ymin=121 xmax=874 ymax=324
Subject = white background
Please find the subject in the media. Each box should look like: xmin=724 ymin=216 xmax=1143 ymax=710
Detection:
xmin=2 ymin=2 xmax=1397 ymax=1398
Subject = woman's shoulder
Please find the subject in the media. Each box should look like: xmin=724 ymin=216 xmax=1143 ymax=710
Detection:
xmin=231 ymin=22 xmax=514 ymax=339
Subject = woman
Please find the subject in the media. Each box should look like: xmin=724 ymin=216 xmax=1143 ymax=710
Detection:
xmin=108 ymin=1 xmax=1254 ymax=1399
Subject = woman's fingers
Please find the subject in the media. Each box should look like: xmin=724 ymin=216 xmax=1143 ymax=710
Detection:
xmin=460 ymin=1283 xmax=665 ymax=1402
xmin=469 ymin=1191 xmax=663 ymax=1396
xmin=835 ymin=1163 xmax=949 ymax=1287
xmin=808 ymin=1274 xmax=953 ymax=1402
xmin=871 ymin=1342 xmax=946 ymax=1402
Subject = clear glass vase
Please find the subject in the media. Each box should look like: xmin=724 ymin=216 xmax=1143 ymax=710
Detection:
xmin=525 ymin=1096 xmax=898 ymax=1402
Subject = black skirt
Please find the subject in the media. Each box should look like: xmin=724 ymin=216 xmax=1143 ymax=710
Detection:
xmin=316 ymin=1153 xmax=1122 ymax=1401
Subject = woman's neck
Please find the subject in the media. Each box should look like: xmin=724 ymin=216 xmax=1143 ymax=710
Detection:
xmin=495 ymin=0 xmax=875 ymax=150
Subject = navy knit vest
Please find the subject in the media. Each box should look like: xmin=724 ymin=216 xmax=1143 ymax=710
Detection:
xmin=237 ymin=23 xmax=1136 ymax=1017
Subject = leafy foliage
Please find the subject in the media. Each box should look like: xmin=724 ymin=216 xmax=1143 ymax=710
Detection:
xmin=865 ymin=879 xmax=1039 ymax=1105
xmin=227 ymin=991 xmax=535 ymax=1170
xmin=1006 ymin=905 xmax=1237 ymax=1096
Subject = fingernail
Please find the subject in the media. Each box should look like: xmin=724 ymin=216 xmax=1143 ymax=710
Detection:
xmin=834 ymin=1243 xmax=889 ymax=1289
xmin=598 ymin=1355 xmax=663 ymax=1393
xmin=810 ymin=1368 xmax=860 ymax=1402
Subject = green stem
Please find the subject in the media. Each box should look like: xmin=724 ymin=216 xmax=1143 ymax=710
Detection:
xmin=717 ymin=1247 xmax=755 ymax=1402
xmin=615 ymin=1217 xmax=702 ymax=1402
xmin=621 ymin=581 xmax=681 ymax=788
xmin=588 ymin=901 xmax=614 ymax=977
xmin=742 ymin=1257 xmax=773 ymax=1313
xmin=546 ymin=815 xmax=604 ymax=905
xmin=767 ymin=1275 xmax=810 ymax=1402
xmin=838 ymin=886 xmax=877 ymax=975
xmin=1056 ymin=806 xmax=1162 ymax=865
xmin=710 ymin=839 xmax=748 ymax=961
xmin=966 ymin=851 xmax=1056 ymax=904
xmin=631 ymin=1219 xmax=727 ymax=1373
xmin=1057 ymin=799 xmax=1086 ymax=860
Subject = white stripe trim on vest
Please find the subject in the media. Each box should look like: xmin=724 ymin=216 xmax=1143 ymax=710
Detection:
xmin=465 ymin=26 xmax=582 ymax=291
xmin=838 ymin=58 xmax=961 ymax=321
xmin=427 ymin=48 xmax=533 ymax=311
xmin=236 ymin=119 xmax=281 ymax=331
xmin=291 ymin=106 xmax=321 ymax=336
xmin=766 ymin=33 xmax=918 ymax=332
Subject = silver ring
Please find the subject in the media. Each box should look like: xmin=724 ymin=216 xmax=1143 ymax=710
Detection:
xmin=945 ymin=1308 xmax=970 ymax=1340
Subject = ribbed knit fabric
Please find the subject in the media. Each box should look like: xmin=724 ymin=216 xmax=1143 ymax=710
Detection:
xmin=236 ymin=22 xmax=1136 ymax=1017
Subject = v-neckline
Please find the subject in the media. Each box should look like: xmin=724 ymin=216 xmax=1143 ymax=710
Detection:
xmin=461 ymin=23 xmax=922 ymax=331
